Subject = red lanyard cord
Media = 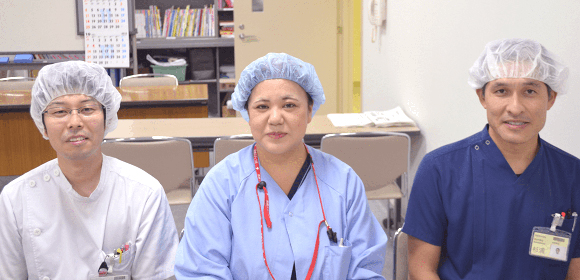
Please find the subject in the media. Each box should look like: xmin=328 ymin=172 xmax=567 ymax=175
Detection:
xmin=310 ymin=160 xmax=337 ymax=243
xmin=255 ymin=183 xmax=277 ymax=279
xmin=253 ymin=144 xmax=334 ymax=280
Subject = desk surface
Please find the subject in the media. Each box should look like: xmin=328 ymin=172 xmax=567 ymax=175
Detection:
xmin=0 ymin=84 xmax=208 ymax=110
xmin=106 ymin=115 xmax=420 ymax=150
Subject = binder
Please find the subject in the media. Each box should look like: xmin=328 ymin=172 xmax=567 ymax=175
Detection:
xmin=14 ymin=54 xmax=33 ymax=63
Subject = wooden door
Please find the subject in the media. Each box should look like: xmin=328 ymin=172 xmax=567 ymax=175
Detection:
xmin=234 ymin=0 xmax=339 ymax=115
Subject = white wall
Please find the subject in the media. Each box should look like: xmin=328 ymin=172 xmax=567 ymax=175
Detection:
xmin=0 ymin=0 xmax=84 ymax=52
xmin=361 ymin=0 xmax=580 ymax=215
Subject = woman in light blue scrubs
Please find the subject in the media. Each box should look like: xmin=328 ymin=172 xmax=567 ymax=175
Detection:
xmin=174 ymin=53 xmax=388 ymax=280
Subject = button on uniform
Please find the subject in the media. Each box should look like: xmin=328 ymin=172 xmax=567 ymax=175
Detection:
xmin=289 ymin=212 xmax=293 ymax=217
xmin=53 ymin=169 xmax=60 ymax=177
xmin=33 ymin=228 xmax=42 ymax=236
xmin=42 ymin=276 xmax=50 ymax=280
xmin=485 ymin=140 xmax=491 ymax=145
xmin=474 ymin=145 xmax=480 ymax=150
xmin=43 ymin=174 xmax=51 ymax=182
xmin=28 ymin=180 xmax=36 ymax=187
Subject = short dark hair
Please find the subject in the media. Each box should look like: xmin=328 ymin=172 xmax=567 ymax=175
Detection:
xmin=481 ymin=81 xmax=552 ymax=98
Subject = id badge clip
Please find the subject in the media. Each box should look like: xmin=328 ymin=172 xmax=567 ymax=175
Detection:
xmin=529 ymin=212 xmax=576 ymax=262
xmin=91 ymin=242 xmax=131 ymax=279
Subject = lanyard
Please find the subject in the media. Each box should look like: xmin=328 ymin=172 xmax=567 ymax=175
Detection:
xmin=253 ymin=144 xmax=336 ymax=280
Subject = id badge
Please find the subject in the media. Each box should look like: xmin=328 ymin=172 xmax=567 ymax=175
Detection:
xmin=529 ymin=226 xmax=571 ymax=262
xmin=89 ymin=274 xmax=129 ymax=280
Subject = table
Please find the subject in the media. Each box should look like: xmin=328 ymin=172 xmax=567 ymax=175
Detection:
xmin=0 ymin=84 xmax=208 ymax=175
xmin=105 ymin=115 xmax=421 ymax=151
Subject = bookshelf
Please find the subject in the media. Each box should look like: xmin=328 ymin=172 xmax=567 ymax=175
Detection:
xmin=0 ymin=51 xmax=86 ymax=72
xmin=133 ymin=0 xmax=235 ymax=117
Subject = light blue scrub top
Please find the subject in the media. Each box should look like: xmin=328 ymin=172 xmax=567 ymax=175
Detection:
xmin=403 ymin=125 xmax=580 ymax=279
xmin=175 ymin=144 xmax=387 ymax=279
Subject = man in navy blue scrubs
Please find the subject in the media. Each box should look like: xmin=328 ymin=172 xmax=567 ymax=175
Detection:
xmin=404 ymin=38 xmax=580 ymax=279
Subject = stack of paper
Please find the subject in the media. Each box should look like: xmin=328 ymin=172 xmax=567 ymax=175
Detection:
xmin=327 ymin=106 xmax=416 ymax=128
xmin=326 ymin=113 xmax=374 ymax=127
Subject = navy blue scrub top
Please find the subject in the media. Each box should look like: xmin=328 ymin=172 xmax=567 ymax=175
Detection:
xmin=403 ymin=125 xmax=580 ymax=279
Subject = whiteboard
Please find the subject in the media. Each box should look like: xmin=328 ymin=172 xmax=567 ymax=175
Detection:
xmin=0 ymin=0 xmax=85 ymax=52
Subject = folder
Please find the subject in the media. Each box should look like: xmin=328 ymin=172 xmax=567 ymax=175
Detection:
xmin=14 ymin=54 xmax=33 ymax=63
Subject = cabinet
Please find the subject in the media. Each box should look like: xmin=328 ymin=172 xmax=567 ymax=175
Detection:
xmin=133 ymin=0 xmax=235 ymax=118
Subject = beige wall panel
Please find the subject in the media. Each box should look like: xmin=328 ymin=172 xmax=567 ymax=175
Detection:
xmin=234 ymin=0 xmax=339 ymax=115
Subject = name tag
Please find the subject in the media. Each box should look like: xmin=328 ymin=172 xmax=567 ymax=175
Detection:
xmin=90 ymin=274 xmax=129 ymax=280
xmin=529 ymin=226 xmax=571 ymax=262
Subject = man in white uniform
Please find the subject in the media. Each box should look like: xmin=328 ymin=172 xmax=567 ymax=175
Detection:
xmin=0 ymin=61 xmax=178 ymax=279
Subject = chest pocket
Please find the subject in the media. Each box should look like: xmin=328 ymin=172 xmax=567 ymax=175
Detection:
xmin=110 ymin=242 xmax=134 ymax=274
xmin=320 ymin=240 xmax=352 ymax=279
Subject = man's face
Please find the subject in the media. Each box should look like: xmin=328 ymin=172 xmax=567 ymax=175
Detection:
xmin=43 ymin=94 xmax=105 ymax=161
xmin=476 ymin=78 xmax=557 ymax=149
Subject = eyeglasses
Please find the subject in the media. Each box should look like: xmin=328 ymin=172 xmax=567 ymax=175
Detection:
xmin=42 ymin=105 xmax=104 ymax=119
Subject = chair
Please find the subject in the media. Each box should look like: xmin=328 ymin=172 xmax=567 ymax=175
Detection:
xmin=0 ymin=77 xmax=35 ymax=90
xmin=101 ymin=137 xmax=195 ymax=205
xmin=320 ymin=132 xmax=410 ymax=231
xmin=213 ymin=135 xmax=255 ymax=165
xmin=393 ymin=227 xmax=409 ymax=280
xmin=119 ymin=73 xmax=178 ymax=87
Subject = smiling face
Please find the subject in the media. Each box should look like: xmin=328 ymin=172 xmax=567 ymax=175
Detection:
xmin=247 ymin=79 xmax=313 ymax=158
xmin=477 ymin=78 xmax=557 ymax=150
xmin=43 ymin=94 xmax=105 ymax=162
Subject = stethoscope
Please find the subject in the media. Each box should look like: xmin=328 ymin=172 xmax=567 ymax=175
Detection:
xmin=253 ymin=144 xmax=337 ymax=280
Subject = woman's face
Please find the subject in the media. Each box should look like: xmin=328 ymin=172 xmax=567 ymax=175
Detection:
xmin=247 ymin=79 xmax=313 ymax=157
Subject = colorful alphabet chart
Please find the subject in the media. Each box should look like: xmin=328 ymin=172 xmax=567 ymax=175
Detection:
xmin=83 ymin=0 xmax=130 ymax=68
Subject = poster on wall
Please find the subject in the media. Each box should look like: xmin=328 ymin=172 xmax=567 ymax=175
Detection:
xmin=83 ymin=0 xmax=130 ymax=68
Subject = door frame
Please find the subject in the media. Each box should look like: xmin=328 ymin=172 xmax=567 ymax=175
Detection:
xmin=337 ymin=0 xmax=358 ymax=113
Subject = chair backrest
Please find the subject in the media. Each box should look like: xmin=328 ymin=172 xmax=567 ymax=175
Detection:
xmin=101 ymin=137 xmax=195 ymax=203
xmin=0 ymin=77 xmax=35 ymax=90
xmin=213 ymin=135 xmax=255 ymax=165
xmin=119 ymin=73 xmax=178 ymax=87
xmin=320 ymin=132 xmax=410 ymax=197
xmin=393 ymin=227 xmax=409 ymax=280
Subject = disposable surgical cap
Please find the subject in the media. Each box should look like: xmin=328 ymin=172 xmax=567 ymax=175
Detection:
xmin=468 ymin=38 xmax=569 ymax=95
xmin=232 ymin=53 xmax=325 ymax=121
xmin=30 ymin=61 xmax=122 ymax=139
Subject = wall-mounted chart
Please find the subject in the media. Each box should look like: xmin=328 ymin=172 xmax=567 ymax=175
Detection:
xmin=83 ymin=0 xmax=130 ymax=67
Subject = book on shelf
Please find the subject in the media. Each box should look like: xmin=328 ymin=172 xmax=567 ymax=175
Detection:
xmin=217 ymin=0 xmax=233 ymax=9
xmin=222 ymin=0 xmax=234 ymax=8
xmin=140 ymin=5 xmax=214 ymax=38
xmin=327 ymin=106 xmax=416 ymax=128
xmin=181 ymin=5 xmax=190 ymax=37
xmin=219 ymin=20 xmax=234 ymax=37
xmin=136 ymin=5 xmax=219 ymax=39
xmin=29 ymin=54 xmax=86 ymax=63
xmin=135 ymin=11 xmax=147 ymax=38
xmin=135 ymin=7 xmax=162 ymax=38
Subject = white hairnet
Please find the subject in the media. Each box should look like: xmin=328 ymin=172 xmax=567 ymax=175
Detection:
xmin=231 ymin=53 xmax=325 ymax=121
xmin=468 ymin=38 xmax=569 ymax=94
xmin=30 ymin=61 xmax=122 ymax=139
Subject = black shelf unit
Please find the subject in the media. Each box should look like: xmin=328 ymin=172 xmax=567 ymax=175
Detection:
xmin=133 ymin=0 xmax=234 ymax=117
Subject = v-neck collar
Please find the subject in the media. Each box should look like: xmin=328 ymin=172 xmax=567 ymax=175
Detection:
xmin=287 ymin=153 xmax=312 ymax=200
xmin=477 ymin=125 xmax=545 ymax=183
